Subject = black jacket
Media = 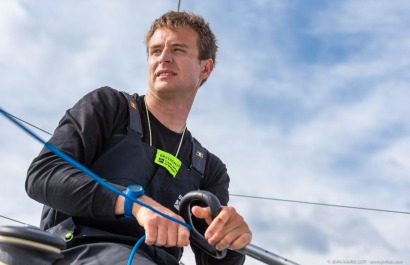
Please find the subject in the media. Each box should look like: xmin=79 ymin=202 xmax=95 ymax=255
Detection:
xmin=26 ymin=86 xmax=245 ymax=265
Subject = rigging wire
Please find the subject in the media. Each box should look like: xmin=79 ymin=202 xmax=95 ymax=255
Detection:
xmin=2 ymin=111 xmax=410 ymax=216
xmin=0 ymin=214 xmax=31 ymax=226
xmin=230 ymin=194 xmax=410 ymax=215
xmin=0 ymin=110 xmax=52 ymax=136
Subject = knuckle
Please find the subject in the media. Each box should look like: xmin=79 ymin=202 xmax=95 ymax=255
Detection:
xmin=216 ymin=237 xmax=231 ymax=250
xmin=225 ymin=206 xmax=236 ymax=215
xmin=147 ymin=214 xmax=160 ymax=224
xmin=212 ymin=231 xmax=223 ymax=242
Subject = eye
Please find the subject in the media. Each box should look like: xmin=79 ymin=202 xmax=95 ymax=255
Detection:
xmin=173 ymin=47 xmax=185 ymax=53
xmin=150 ymin=49 xmax=162 ymax=56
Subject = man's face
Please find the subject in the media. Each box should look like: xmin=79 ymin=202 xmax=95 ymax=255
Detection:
xmin=147 ymin=26 xmax=212 ymax=97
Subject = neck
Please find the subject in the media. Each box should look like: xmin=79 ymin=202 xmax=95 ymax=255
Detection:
xmin=144 ymin=91 xmax=194 ymax=133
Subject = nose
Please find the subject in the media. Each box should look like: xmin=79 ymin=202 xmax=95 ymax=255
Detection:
xmin=159 ymin=48 xmax=173 ymax=64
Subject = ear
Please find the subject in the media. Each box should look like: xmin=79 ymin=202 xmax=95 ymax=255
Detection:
xmin=199 ymin=59 xmax=214 ymax=80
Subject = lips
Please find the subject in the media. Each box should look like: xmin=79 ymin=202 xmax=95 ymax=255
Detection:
xmin=156 ymin=70 xmax=176 ymax=77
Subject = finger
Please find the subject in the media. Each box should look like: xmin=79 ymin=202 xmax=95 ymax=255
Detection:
xmin=164 ymin=221 xmax=178 ymax=247
xmin=191 ymin=206 xmax=213 ymax=225
xmin=207 ymin=207 xmax=252 ymax=249
xmin=163 ymin=215 xmax=188 ymax=247
xmin=205 ymin=207 xmax=235 ymax=241
xmin=155 ymin=218 xmax=168 ymax=246
xmin=214 ymin=227 xmax=252 ymax=251
xmin=176 ymin=224 xmax=190 ymax=247
xmin=144 ymin=217 xmax=158 ymax=245
xmin=174 ymin=214 xmax=190 ymax=247
xmin=229 ymin=231 xmax=252 ymax=250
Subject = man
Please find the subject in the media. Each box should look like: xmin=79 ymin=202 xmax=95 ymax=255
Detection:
xmin=26 ymin=11 xmax=252 ymax=265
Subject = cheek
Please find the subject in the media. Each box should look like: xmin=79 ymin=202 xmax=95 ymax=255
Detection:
xmin=185 ymin=62 xmax=202 ymax=78
xmin=147 ymin=62 xmax=157 ymax=78
xmin=147 ymin=57 xmax=157 ymax=69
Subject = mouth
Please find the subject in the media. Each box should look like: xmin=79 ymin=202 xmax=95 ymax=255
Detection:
xmin=156 ymin=70 xmax=176 ymax=77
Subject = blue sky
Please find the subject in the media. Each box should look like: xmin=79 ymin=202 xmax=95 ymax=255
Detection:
xmin=1 ymin=1 xmax=410 ymax=264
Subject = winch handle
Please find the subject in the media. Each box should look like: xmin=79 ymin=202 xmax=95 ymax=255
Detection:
xmin=179 ymin=190 xmax=301 ymax=265
xmin=179 ymin=190 xmax=228 ymax=259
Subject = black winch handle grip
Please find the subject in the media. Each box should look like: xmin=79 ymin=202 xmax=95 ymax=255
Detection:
xmin=179 ymin=190 xmax=301 ymax=265
xmin=179 ymin=190 xmax=228 ymax=259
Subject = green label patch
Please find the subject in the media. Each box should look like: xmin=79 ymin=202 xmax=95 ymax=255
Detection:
xmin=154 ymin=149 xmax=182 ymax=178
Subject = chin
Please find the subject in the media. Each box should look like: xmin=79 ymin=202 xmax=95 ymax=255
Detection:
xmin=153 ymin=85 xmax=178 ymax=96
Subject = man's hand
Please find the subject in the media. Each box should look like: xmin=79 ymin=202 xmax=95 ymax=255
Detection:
xmin=115 ymin=194 xmax=190 ymax=248
xmin=191 ymin=205 xmax=252 ymax=251
xmin=136 ymin=202 xmax=190 ymax=247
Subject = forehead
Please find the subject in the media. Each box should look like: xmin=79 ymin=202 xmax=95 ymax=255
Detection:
xmin=148 ymin=26 xmax=199 ymax=48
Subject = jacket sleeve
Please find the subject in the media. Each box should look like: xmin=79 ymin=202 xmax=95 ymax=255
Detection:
xmin=26 ymin=86 xmax=129 ymax=219
xmin=191 ymin=151 xmax=246 ymax=265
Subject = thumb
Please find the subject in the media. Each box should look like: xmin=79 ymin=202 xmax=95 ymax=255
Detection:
xmin=191 ymin=206 xmax=213 ymax=225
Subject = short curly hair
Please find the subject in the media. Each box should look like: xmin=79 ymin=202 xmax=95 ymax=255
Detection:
xmin=144 ymin=11 xmax=218 ymax=65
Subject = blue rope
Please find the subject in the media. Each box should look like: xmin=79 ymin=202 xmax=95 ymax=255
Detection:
xmin=0 ymin=107 xmax=191 ymax=264
xmin=127 ymin=235 xmax=146 ymax=265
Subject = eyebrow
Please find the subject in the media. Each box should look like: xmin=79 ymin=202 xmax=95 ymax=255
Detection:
xmin=148 ymin=42 xmax=190 ymax=51
xmin=172 ymin=43 xmax=189 ymax=49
